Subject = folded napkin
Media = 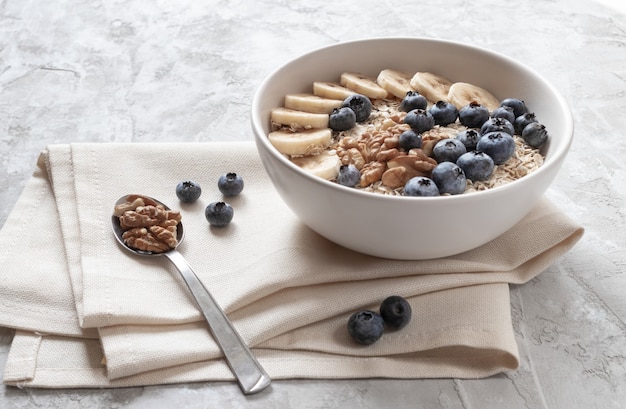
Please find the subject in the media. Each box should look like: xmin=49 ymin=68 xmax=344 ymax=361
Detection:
xmin=0 ymin=142 xmax=583 ymax=388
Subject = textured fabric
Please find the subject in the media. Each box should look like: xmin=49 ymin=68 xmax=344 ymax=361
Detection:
xmin=0 ymin=142 xmax=583 ymax=388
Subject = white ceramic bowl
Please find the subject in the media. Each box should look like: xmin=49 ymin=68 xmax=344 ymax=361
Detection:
xmin=251 ymin=37 xmax=573 ymax=260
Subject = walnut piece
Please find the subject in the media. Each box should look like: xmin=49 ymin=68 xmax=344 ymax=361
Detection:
xmin=360 ymin=161 xmax=386 ymax=187
xmin=118 ymin=204 xmax=181 ymax=229
xmin=381 ymin=166 xmax=419 ymax=188
xmin=115 ymin=195 xmax=181 ymax=253
xmin=382 ymin=153 xmax=438 ymax=188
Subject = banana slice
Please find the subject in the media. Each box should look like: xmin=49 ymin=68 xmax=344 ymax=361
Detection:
xmin=313 ymin=82 xmax=356 ymax=100
xmin=447 ymin=82 xmax=500 ymax=112
xmin=340 ymin=72 xmax=389 ymax=100
xmin=270 ymin=107 xmax=329 ymax=129
xmin=376 ymin=69 xmax=414 ymax=99
xmin=268 ymin=128 xmax=332 ymax=156
xmin=284 ymin=93 xmax=344 ymax=114
xmin=291 ymin=150 xmax=341 ymax=180
xmin=409 ymin=72 xmax=453 ymax=103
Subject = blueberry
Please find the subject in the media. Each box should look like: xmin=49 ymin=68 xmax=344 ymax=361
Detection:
xmin=455 ymin=129 xmax=481 ymax=151
xmin=176 ymin=180 xmax=202 ymax=203
xmin=431 ymin=161 xmax=467 ymax=195
xmin=347 ymin=310 xmax=384 ymax=345
xmin=432 ymin=138 xmax=467 ymax=163
xmin=337 ymin=164 xmax=361 ymax=187
xmin=500 ymin=98 xmax=528 ymax=118
xmin=404 ymin=176 xmax=440 ymax=197
xmin=522 ymin=122 xmax=549 ymax=148
xmin=218 ymin=172 xmax=244 ymax=196
xmin=205 ymin=201 xmax=234 ymax=227
xmin=342 ymin=94 xmax=372 ymax=122
xmin=404 ymin=109 xmax=435 ymax=133
xmin=399 ymin=91 xmax=428 ymax=112
xmin=429 ymin=100 xmax=459 ymax=126
xmin=514 ymin=112 xmax=538 ymax=134
xmin=458 ymin=102 xmax=490 ymax=128
xmin=380 ymin=296 xmax=412 ymax=330
xmin=329 ymin=106 xmax=356 ymax=131
xmin=398 ymin=129 xmax=422 ymax=151
xmin=456 ymin=151 xmax=495 ymax=181
xmin=491 ymin=105 xmax=516 ymax=125
xmin=476 ymin=131 xmax=516 ymax=165
xmin=480 ymin=117 xmax=515 ymax=137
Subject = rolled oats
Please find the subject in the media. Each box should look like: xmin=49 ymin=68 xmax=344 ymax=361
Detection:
xmin=327 ymin=98 xmax=544 ymax=195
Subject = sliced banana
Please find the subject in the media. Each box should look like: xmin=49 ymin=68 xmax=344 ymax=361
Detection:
xmin=313 ymin=82 xmax=356 ymax=100
xmin=340 ymin=72 xmax=389 ymax=100
xmin=268 ymin=128 xmax=332 ymax=156
xmin=291 ymin=150 xmax=341 ymax=180
xmin=284 ymin=93 xmax=343 ymax=114
xmin=376 ymin=69 xmax=414 ymax=99
xmin=447 ymin=82 xmax=500 ymax=112
xmin=270 ymin=107 xmax=329 ymax=129
xmin=409 ymin=72 xmax=453 ymax=103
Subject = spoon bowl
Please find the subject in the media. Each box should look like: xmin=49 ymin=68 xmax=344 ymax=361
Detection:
xmin=111 ymin=194 xmax=271 ymax=395
xmin=111 ymin=195 xmax=185 ymax=256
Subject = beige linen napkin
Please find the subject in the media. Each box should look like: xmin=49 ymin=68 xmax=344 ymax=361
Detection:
xmin=0 ymin=142 xmax=583 ymax=388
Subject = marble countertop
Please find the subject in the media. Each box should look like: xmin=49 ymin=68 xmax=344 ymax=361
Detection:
xmin=1 ymin=0 xmax=625 ymax=407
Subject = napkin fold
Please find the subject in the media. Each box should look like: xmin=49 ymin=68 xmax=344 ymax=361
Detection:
xmin=0 ymin=142 xmax=583 ymax=388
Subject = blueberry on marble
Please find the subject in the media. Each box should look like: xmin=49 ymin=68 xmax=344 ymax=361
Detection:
xmin=329 ymin=106 xmax=357 ymax=131
xmin=336 ymin=164 xmax=361 ymax=187
xmin=399 ymin=91 xmax=428 ymax=112
xmin=347 ymin=310 xmax=385 ymax=345
xmin=403 ymin=176 xmax=440 ymax=197
xmin=455 ymin=129 xmax=481 ymax=151
xmin=491 ymin=105 xmax=516 ymax=125
xmin=205 ymin=201 xmax=234 ymax=227
xmin=379 ymin=295 xmax=412 ymax=330
xmin=175 ymin=180 xmax=202 ymax=203
xmin=218 ymin=172 xmax=244 ymax=196
xmin=432 ymin=138 xmax=467 ymax=163
xmin=458 ymin=102 xmax=490 ymax=128
xmin=404 ymin=109 xmax=435 ymax=133
xmin=456 ymin=151 xmax=495 ymax=181
xmin=480 ymin=117 xmax=515 ymax=137
xmin=429 ymin=100 xmax=459 ymax=126
xmin=514 ymin=112 xmax=538 ymax=134
xmin=500 ymin=98 xmax=528 ymax=118
xmin=342 ymin=94 xmax=372 ymax=122
xmin=398 ymin=129 xmax=422 ymax=151
xmin=476 ymin=131 xmax=516 ymax=164
xmin=431 ymin=161 xmax=467 ymax=195
xmin=522 ymin=122 xmax=549 ymax=148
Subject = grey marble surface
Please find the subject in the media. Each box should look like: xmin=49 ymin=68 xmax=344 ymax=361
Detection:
xmin=1 ymin=0 xmax=625 ymax=407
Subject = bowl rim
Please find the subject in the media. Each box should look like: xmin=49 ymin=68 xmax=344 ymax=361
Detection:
xmin=251 ymin=36 xmax=574 ymax=203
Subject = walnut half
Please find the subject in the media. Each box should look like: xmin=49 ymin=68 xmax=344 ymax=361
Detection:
xmin=115 ymin=195 xmax=181 ymax=253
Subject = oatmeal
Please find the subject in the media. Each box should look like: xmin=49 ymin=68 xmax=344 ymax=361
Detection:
xmin=268 ymin=69 xmax=546 ymax=196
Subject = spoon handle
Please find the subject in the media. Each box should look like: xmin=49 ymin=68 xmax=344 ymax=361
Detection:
xmin=164 ymin=250 xmax=271 ymax=395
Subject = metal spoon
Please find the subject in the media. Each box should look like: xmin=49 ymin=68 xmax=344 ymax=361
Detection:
xmin=111 ymin=195 xmax=271 ymax=395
